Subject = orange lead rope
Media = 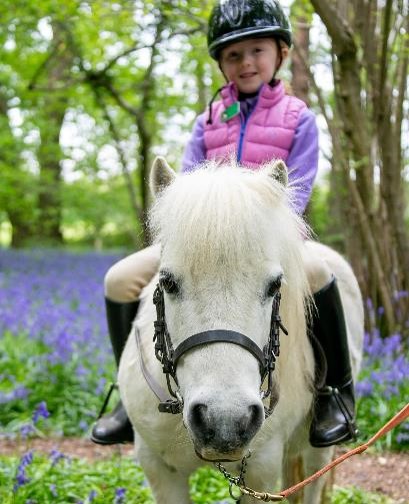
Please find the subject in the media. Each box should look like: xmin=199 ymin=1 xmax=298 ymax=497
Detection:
xmin=238 ymin=403 xmax=409 ymax=502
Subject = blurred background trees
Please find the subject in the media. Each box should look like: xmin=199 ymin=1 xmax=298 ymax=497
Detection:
xmin=0 ymin=0 xmax=408 ymax=335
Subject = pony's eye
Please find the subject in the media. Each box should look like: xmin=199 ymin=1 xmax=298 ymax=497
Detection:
xmin=159 ymin=271 xmax=179 ymax=295
xmin=266 ymin=275 xmax=283 ymax=297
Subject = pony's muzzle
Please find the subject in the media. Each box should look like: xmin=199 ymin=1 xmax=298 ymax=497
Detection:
xmin=188 ymin=400 xmax=264 ymax=461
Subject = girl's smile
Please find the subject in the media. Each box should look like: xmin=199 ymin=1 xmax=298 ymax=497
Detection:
xmin=220 ymin=38 xmax=287 ymax=93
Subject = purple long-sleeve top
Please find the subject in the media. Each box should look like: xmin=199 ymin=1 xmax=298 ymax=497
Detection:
xmin=181 ymin=95 xmax=319 ymax=215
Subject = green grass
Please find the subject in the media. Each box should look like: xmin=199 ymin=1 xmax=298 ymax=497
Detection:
xmin=0 ymin=332 xmax=113 ymax=438
xmin=0 ymin=453 xmax=232 ymax=504
xmin=331 ymin=485 xmax=395 ymax=504
xmin=0 ymin=452 xmax=397 ymax=504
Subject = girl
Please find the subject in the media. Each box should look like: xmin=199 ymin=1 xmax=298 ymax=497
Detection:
xmin=91 ymin=0 xmax=357 ymax=449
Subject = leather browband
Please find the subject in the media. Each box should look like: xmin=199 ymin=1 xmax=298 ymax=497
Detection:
xmin=172 ymin=329 xmax=266 ymax=368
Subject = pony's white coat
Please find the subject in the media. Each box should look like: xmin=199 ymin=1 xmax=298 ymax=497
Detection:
xmin=118 ymin=159 xmax=364 ymax=504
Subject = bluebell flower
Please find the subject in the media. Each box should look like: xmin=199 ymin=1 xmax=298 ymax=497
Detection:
xmin=20 ymin=423 xmax=35 ymax=439
xmin=49 ymin=483 xmax=57 ymax=497
xmin=355 ymin=380 xmax=373 ymax=397
xmin=393 ymin=290 xmax=408 ymax=300
xmin=114 ymin=487 xmax=126 ymax=504
xmin=49 ymin=448 xmax=68 ymax=467
xmin=13 ymin=451 xmax=34 ymax=492
xmin=396 ymin=432 xmax=409 ymax=444
xmin=32 ymin=401 xmax=50 ymax=423
xmin=88 ymin=489 xmax=97 ymax=501
xmin=0 ymin=386 xmax=29 ymax=404
xmin=79 ymin=420 xmax=89 ymax=432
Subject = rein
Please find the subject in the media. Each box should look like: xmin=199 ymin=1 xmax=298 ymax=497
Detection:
xmin=218 ymin=403 xmax=409 ymax=502
xmin=152 ymin=282 xmax=288 ymax=416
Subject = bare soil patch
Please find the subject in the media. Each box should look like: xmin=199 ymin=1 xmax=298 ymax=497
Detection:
xmin=1 ymin=438 xmax=408 ymax=502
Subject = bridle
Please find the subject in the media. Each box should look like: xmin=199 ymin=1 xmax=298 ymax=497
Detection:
xmin=152 ymin=282 xmax=288 ymax=416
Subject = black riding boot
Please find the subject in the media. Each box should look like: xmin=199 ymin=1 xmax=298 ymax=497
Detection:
xmin=90 ymin=298 xmax=139 ymax=445
xmin=309 ymin=277 xmax=358 ymax=448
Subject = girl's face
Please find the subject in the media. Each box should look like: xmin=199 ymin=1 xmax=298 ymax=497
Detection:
xmin=219 ymin=38 xmax=288 ymax=94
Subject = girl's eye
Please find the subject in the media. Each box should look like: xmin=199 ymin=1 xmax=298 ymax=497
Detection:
xmin=159 ymin=272 xmax=179 ymax=295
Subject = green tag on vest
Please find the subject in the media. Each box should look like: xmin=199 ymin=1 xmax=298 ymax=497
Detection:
xmin=221 ymin=101 xmax=240 ymax=122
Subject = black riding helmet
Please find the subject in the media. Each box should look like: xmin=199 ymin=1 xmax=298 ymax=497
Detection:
xmin=208 ymin=0 xmax=292 ymax=60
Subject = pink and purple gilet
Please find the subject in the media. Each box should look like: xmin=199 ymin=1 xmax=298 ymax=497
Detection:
xmin=182 ymin=80 xmax=319 ymax=214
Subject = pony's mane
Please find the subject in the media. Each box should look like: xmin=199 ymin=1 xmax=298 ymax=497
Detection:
xmin=150 ymin=160 xmax=309 ymax=276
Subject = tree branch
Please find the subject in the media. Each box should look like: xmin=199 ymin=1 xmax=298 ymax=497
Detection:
xmin=93 ymin=87 xmax=144 ymax=228
xmin=309 ymin=0 xmax=356 ymax=57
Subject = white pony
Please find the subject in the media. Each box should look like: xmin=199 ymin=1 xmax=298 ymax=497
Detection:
xmin=118 ymin=157 xmax=364 ymax=504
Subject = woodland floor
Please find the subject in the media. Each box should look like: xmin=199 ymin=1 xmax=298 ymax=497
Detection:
xmin=1 ymin=438 xmax=408 ymax=503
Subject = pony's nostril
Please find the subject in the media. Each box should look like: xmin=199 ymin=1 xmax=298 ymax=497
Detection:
xmin=238 ymin=404 xmax=264 ymax=437
xmin=190 ymin=403 xmax=215 ymax=442
xmin=250 ymin=403 xmax=264 ymax=426
xmin=191 ymin=403 xmax=206 ymax=422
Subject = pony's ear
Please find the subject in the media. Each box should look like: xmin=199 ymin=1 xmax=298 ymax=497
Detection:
xmin=264 ymin=160 xmax=288 ymax=187
xmin=150 ymin=156 xmax=176 ymax=197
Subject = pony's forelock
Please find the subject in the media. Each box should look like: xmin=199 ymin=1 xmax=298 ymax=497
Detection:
xmin=149 ymin=160 xmax=309 ymax=277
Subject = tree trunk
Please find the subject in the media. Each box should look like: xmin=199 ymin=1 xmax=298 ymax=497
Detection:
xmin=310 ymin=0 xmax=409 ymax=334
xmin=291 ymin=15 xmax=311 ymax=105
xmin=0 ymin=93 xmax=38 ymax=247
xmin=36 ymin=21 xmax=74 ymax=244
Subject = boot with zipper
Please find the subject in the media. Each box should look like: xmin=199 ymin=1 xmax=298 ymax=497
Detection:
xmin=90 ymin=298 xmax=139 ymax=445
xmin=309 ymin=277 xmax=358 ymax=448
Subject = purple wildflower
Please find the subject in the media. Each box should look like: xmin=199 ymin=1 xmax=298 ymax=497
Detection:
xmin=13 ymin=451 xmax=34 ymax=492
xmin=355 ymin=380 xmax=373 ymax=397
xmin=88 ymin=489 xmax=97 ymax=501
xmin=20 ymin=423 xmax=35 ymax=439
xmin=396 ymin=432 xmax=409 ymax=444
xmin=49 ymin=483 xmax=57 ymax=497
xmin=0 ymin=385 xmax=29 ymax=404
xmin=114 ymin=487 xmax=126 ymax=504
xmin=79 ymin=420 xmax=89 ymax=432
xmin=49 ymin=448 xmax=68 ymax=467
xmin=32 ymin=401 xmax=50 ymax=423
xmin=393 ymin=290 xmax=408 ymax=300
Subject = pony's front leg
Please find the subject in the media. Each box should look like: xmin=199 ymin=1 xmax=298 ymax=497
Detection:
xmin=137 ymin=441 xmax=191 ymax=504
xmin=301 ymin=446 xmax=334 ymax=504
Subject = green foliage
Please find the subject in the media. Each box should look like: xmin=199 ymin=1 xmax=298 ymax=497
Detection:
xmin=0 ymin=0 xmax=212 ymax=247
xmin=190 ymin=467 xmax=235 ymax=503
xmin=0 ymin=453 xmax=397 ymax=503
xmin=62 ymin=177 xmax=143 ymax=249
xmin=330 ymin=486 xmax=394 ymax=504
xmin=290 ymin=0 xmax=314 ymax=23
xmin=0 ymin=453 xmax=154 ymax=504
xmin=355 ymin=344 xmax=409 ymax=452
xmin=0 ymin=332 xmax=114 ymax=437
xmin=306 ymin=183 xmax=331 ymax=239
